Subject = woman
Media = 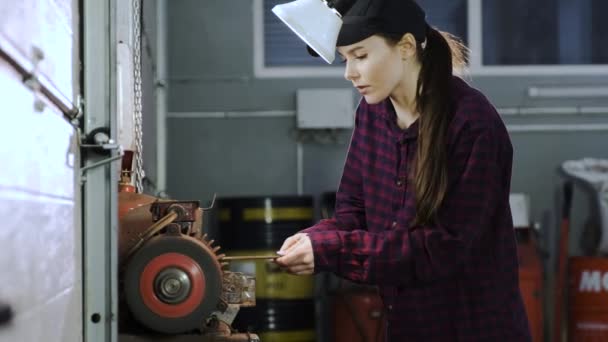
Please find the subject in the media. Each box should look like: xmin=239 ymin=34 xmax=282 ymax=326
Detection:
xmin=275 ymin=0 xmax=531 ymax=340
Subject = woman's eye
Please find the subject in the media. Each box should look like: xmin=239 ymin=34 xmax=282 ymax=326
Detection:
xmin=339 ymin=54 xmax=366 ymax=63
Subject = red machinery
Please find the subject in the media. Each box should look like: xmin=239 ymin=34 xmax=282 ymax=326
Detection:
xmin=516 ymin=226 xmax=544 ymax=342
xmin=117 ymin=153 xmax=259 ymax=342
xmin=555 ymin=176 xmax=608 ymax=342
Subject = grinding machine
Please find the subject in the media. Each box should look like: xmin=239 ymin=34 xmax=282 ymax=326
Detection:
xmin=117 ymin=155 xmax=261 ymax=342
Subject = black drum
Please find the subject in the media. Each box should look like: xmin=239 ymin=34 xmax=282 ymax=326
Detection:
xmin=216 ymin=196 xmax=316 ymax=341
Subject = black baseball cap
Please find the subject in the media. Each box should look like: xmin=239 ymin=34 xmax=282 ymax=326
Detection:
xmin=307 ymin=0 xmax=427 ymax=58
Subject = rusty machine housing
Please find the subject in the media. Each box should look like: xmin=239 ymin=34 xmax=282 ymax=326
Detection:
xmin=117 ymin=188 xmax=259 ymax=342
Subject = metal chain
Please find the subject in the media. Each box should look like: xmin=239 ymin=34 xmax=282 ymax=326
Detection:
xmin=133 ymin=0 xmax=145 ymax=193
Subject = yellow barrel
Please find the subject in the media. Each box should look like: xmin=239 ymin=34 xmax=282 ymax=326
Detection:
xmin=217 ymin=196 xmax=316 ymax=341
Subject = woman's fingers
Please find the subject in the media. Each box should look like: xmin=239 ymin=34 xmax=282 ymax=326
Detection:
xmin=286 ymin=264 xmax=314 ymax=275
xmin=276 ymin=239 xmax=306 ymax=264
xmin=276 ymin=239 xmax=296 ymax=265
xmin=277 ymin=236 xmax=295 ymax=254
xmin=278 ymin=233 xmax=304 ymax=255
xmin=275 ymin=235 xmax=314 ymax=273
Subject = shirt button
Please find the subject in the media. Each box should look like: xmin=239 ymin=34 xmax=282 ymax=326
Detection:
xmin=396 ymin=178 xmax=404 ymax=187
xmin=388 ymin=305 xmax=393 ymax=311
xmin=392 ymin=221 xmax=397 ymax=228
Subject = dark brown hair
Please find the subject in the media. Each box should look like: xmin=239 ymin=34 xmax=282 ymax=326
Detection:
xmin=384 ymin=25 xmax=469 ymax=225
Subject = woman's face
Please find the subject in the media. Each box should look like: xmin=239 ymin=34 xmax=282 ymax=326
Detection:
xmin=337 ymin=35 xmax=406 ymax=104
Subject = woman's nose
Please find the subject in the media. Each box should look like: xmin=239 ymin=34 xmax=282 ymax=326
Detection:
xmin=344 ymin=61 xmax=358 ymax=81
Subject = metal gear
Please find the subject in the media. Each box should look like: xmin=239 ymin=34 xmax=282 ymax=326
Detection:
xmin=123 ymin=234 xmax=224 ymax=334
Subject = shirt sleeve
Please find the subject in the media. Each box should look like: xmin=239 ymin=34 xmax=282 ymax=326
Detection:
xmin=300 ymin=105 xmax=367 ymax=236
xmin=307 ymin=126 xmax=506 ymax=286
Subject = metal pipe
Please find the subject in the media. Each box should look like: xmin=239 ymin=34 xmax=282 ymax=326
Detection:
xmin=156 ymin=0 xmax=168 ymax=196
xmin=528 ymin=86 xmax=608 ymax=98
xmin=297 ymin=142 xmax=304 ymax=195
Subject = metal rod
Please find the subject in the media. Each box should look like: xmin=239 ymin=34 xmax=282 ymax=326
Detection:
xmin=156 ymin=0 xmax=168 ymax=197
xmin=80 ymin=153 xmax=123 ymax=176
xmin=222 ymin=255 xmax=279 ymax=261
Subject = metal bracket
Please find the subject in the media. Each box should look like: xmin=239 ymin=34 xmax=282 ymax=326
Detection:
xmin=79 ymin=126 xmax=124 ymax=181
xmin=21 ymin=46 xmax=46 ymax=113
xmin=80 ymin=152 xmax=124 ymax=178
xmin=66 ymin=94 xmax=84 ymax=123
xmin=80 ymin=127 xmax=121 ymax=152
xmin=80 ymin=142 xmax=122 ymax=152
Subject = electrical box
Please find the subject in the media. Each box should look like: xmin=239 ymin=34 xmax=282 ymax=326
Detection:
xmin=296 ymin=88 xmax=354 ymax=129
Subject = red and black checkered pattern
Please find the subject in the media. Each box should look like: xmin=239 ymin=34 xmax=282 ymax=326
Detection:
xmin=303 ymin=76 xmax=531 ymax=341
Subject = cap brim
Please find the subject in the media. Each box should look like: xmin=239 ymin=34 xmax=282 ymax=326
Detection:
xmin=336 ymin=18 xmax=377 ymax=46
xmin=307 ymin=22 xmax=376 ymax=58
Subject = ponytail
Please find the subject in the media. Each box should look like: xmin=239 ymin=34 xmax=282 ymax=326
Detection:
xmin=413 ymin=25 xmax=468 ymax=225
xmin=379 ymin=26 xmax=468 ymax=225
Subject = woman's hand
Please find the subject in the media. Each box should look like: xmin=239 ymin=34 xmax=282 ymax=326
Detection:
xmin=275 ymin=233 xmax=315 ymax=275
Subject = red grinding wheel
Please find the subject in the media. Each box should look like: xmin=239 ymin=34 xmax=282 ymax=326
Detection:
xmin=123 ymin=235 xmax=223 ymax=333
xmin=139 ymin=252 xmax=205 ymax=318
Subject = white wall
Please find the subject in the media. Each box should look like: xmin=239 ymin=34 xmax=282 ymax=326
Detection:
xmin=0 ymin=58 xmax=81 ymax=342
xmin=0 ymin=0 xmax=82 ymax=341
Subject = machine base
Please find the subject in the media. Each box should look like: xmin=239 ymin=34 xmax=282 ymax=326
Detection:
xmin=119 ymin=332 xmax=260 ymax=342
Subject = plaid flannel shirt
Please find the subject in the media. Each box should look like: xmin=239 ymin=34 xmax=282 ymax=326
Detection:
xmin=303 ymin=76 xmax=531 ymax=341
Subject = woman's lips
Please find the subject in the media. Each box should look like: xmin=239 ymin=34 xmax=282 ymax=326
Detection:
xmin=356 ymin=85 xmax=369 ymax=94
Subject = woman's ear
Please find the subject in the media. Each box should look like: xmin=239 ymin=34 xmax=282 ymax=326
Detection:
xmin=398 ymin=33 xmax=418 ymax=60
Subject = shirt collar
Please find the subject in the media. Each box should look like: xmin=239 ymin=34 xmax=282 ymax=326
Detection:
xmin=376 ymin=97 xmax=419 ymax=142
xmin=366 ymin=75 xmax=466 ymax=142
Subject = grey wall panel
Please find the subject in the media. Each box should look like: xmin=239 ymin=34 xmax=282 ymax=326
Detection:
xmin=169 ymin=80 xmax=353 ymax=113
xmin=167 ymin=116 xmax=298 ymax=201
xmin=0 ymin=57 xmax=81 ymax=342
xmin=165 ymin=2 xmax=608 ymax=197
xmin=301 ymin=138 xmax=350 ymax=222
xmin=143 ymin=0 xmax=158 ymax=63
xmin=0 ymin=0 xmax=78 ymax=103
xmin=302 ymin=140 xmax=350 ymax=197
xmin=167 ymin=0 xmax=353 ymax=113
xmin=166 ymin=0 xmax=608 ymax=111
xmin=510 ymin=131 xmax=608 ymax=255
xmin=168 ymin=0 xmax=252 ymax=79
xmin=165 ymin=0 xmax=608 ymax=268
